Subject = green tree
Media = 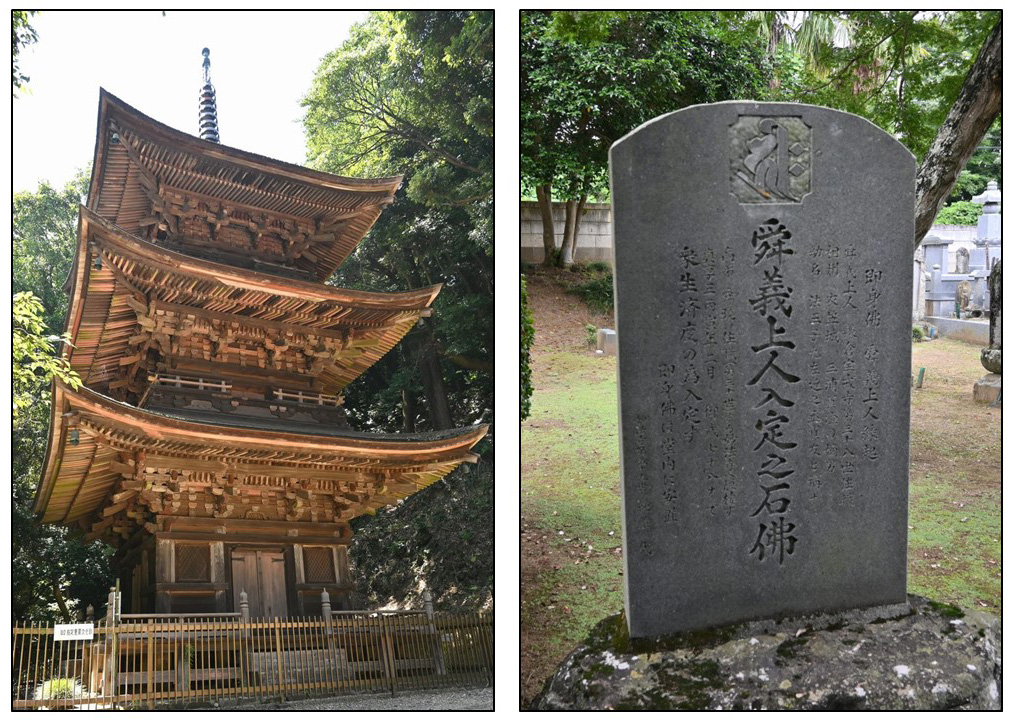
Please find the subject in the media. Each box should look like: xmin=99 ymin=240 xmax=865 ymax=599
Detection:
xmin=13 ymin=171 xmax=89 ymax=332
xmin=12 ymin=10 xmax=38 ymax=94
xmin=303 ymin=11 xmax=493 ymax=434
xmin=13 ymin=292 xmax=79 ymax=426
xmin=946 ymin=129 xmax=1001 ymax=204
xmin=304 ymin=11 xmax=492 ymax=245
xmin=521 ymin=11 xmax=768 ymax=265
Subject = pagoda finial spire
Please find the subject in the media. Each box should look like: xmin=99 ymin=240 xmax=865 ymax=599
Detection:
xmin=199 ymin=47 xmax=220 ymax=143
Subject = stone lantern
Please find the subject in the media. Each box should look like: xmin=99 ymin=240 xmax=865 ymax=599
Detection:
xmin=971 ymin=180 xmax=1001 ymax=310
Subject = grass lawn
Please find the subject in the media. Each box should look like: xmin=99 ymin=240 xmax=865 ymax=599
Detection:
xmin=519 ymin=268 xmax=1001 ymax=706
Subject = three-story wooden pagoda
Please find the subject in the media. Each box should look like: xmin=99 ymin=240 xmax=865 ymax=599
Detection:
xmin=35 ymin=68 xmax=487 ymax=617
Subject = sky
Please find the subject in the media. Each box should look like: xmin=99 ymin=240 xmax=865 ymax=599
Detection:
xmin=13 ymin=10 xmax=370 ymax=192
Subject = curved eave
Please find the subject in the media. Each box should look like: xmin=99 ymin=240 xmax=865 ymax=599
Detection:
xmin=67 ymin=208 xmax=438 ymax=391
xmin=67 ymin=208 xmax=439 ymax=392
xmin=88 ymin=88 xmax=402 ymax=205
xmin=87 ymin=89 xmax=403 ymax=279
xmin=35 ymin=380 xmax=489 ymax=524
xmin=82 ymin=207 xmax=440 ymax=309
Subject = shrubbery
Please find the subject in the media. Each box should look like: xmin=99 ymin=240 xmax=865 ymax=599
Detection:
xmin=521 ymin=276 xmax=535 ymax=421
xmin=935 ymin=201 xmax=984 ymax=225
xmin=569 ymin=272 xmax=614 ymax=313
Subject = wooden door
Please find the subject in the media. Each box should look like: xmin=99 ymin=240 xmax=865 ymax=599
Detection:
xmin=231 ymin=549 xmax=288 ymax=618
xmin=260 ymin=552 xmax=287 ymax=618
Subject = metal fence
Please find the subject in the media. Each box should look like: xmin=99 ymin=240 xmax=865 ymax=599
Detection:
xmin=12 ymin=591 xmax=493 ymax=710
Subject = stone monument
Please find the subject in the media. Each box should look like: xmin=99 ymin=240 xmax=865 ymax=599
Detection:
xmin=956 ymin=279 xmax=973 ymax=313
xmin=974 ymin=260 xmax=1001 ymax=403
xmin=955 ymin=247 xmax=971 ymax=274
xmin=611 ymin=103 xmax=913 ymax=637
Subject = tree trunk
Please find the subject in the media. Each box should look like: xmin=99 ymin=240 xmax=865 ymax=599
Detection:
xmin=766 ymin=14 xmax=782 ymax=89
xmin=915 ymin=20 xmax=1001 ymax=246
xmin=52 ymin=579 xmax=71 ymax=622
xmin=571 ymin=195 xmax=588 ymax=260
xmin=419 ymin=342 xmax=453 ymax=431
xmin=536 ymin=184 xmax=557 ymax=266
xmin=401 ymin=388 xmax=416 ymax=433
xmin=560 ymin=198 xmax=578 ymax=266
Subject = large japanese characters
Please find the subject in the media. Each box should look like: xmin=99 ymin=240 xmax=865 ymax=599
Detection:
xmin=610 ymin=103 xmax=914 ymax=637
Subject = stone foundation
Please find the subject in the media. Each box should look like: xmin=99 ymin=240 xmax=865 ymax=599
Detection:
xmin=973 ymin=374 xmax=1001 ymax=404
xmin=533 ymin=596 xmax=1000 ymax=710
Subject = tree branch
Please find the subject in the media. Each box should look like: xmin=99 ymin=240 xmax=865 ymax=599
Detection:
xmin=915 ymin=20 xmax=1002 ymax=246
xmin=445 ymin=353 xmax=495 ymax=374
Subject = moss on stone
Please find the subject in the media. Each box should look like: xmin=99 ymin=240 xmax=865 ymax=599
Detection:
xmin=627 ymin=622 xmax=743 ymax=655
xmin=775 ymin=635 xmax=809 ymax=663
xmin=587 ymin=661 xmax=615 ymax=680
xmin=927 ymin=600 xmax=965 ymax=619
xmin=589 ymin=610 xmax=745 ymax=657
xmin=649 ymin=657 xmax=727 ymax=710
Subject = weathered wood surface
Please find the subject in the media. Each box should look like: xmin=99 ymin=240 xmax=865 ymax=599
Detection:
xmin=92 ymin=90 xmax=401 ymax=281
xmin=37 ymin=381 xmax=487 ymax=544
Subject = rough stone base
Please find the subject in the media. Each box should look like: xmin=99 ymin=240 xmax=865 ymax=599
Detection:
xmin=533 ymin=596 xmax=1001 ymax=710
xmin=973 ymin=374 xmax=1001 ymax=404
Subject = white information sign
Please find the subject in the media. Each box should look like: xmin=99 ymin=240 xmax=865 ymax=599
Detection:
xmin=54 ymin=623 xmax=94 ymax=641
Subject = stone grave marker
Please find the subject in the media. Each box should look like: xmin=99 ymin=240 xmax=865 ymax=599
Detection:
xmin=610 ymin=102 xmax=914 ymax=637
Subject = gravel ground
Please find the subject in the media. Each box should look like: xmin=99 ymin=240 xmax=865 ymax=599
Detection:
xmin=219 ymin=687 xmax=494 ymax=711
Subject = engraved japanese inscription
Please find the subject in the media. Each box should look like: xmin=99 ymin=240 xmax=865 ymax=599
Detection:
xmin=730 ymin=116 xmax=812 ymax=204
xmin=611 ymin=102 xmax=912 ymax=638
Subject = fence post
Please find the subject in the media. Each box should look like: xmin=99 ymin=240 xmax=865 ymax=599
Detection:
xmin=380 ymin=615 xmax=396 ymax=697
xmin=423 ymin=590 xmax=446 ymax=676
xmin=273 ymin=619 xmax=286 ymax=702
xmin=105 ymin=586 xmax=119 ymax=706
xmin=321 ymin=588 xmax=331 ymax=621
xmin=320 ymin=589 xmax=336 ymax=691
xmin=239 ymin=590 xmax=249 ymax=621
xmin=238 ymin=588 xmax=250 ymax=697
xmin=146 ymin=618 xmax=155 ymax=709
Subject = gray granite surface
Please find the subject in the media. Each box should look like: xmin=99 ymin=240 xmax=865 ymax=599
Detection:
xmin=610 ymin=102 xmax=915 ymax=637
xmin=533 ymin=597 xmax=1000 ymax=710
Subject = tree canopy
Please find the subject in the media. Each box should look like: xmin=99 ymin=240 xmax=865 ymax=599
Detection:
xmin=303 ymin=11 xmax=494 ymax=436
xmin=520 ymin=10 xmax=1001 ymax=253
xmin=522 ymin=11 xmax=768 ymax=203
xmin=12 ymin=10 xmax=39 ymax=95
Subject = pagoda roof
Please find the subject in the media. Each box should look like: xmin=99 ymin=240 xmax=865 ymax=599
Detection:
xmin=35 ymin=381 xmax=489 ymax=533
xmin=67 ymin=207 xmax=440 ymax=395
xmin=88 ymin=89 xmax=402 ymax=280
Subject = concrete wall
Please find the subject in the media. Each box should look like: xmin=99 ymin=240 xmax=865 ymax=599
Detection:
xmin=521 ymin=201 xmax=612 ymax=264
xmin=931 ymin=225 xmax=978 ymax=273
xmin=925 ymin=317 xmax=990 ymax=346
xmin=521 ymin=202 xmax=977 ymax=271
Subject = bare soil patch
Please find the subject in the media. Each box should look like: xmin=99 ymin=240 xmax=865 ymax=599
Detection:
xmin=523 ymin=266 xmax=614 ymax=352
